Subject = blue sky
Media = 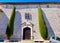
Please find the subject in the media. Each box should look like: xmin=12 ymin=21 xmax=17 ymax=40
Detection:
xmin=0 ymin=0 xmax=60 ymax=2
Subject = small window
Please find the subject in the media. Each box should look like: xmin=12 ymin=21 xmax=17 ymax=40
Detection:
xmin=25 ymin=13 xmax=32 ymax=20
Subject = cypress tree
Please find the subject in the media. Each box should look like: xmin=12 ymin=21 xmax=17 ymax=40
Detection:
xmin=6 ymin=7 xmax=16 ymax=40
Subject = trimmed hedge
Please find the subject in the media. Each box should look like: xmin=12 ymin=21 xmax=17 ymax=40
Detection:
xmin=6 ymin=7 xmax=16 ymax=36
xmin=38 ymin=7 xmax=48 ymax=40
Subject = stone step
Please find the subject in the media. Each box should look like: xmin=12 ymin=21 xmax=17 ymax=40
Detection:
xmin=20 ymin=40 xmax=34 ymax=43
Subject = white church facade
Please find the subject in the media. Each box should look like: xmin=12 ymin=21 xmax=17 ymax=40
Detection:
xmin=0 ymin=5 xmax=42 ymax=41
xmin=0 ymin=2 xmax=60 ymax=42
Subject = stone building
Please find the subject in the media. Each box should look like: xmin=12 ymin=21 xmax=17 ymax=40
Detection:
xmin=0 ymin=2 xmax=60 ymax=42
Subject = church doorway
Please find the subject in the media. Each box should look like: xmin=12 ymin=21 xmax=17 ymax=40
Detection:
xmin=23 ymin=27 xmax=31 ymax=40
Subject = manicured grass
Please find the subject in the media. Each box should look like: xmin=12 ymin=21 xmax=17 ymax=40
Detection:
xmin=38 ymin=7 xmax=48 ymax=40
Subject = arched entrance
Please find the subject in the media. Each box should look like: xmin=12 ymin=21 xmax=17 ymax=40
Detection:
xmin=23 ymin=27 xmax=31 ymax=40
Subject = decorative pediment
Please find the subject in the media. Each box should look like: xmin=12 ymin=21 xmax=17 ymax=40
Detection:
xmin=21 ymin=22 xmax=34 ymax=27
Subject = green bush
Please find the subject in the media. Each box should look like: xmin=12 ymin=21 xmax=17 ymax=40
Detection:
xmin=6 ymin=7 xmax=16 ymax=37
xmin=38 ymin=7 xmax=48 ymax=40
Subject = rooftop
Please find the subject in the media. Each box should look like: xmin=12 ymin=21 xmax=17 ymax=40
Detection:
xmin=0 ymin=2 xmax=60 ymax=5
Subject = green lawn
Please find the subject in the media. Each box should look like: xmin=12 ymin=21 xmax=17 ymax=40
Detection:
xmin=38 ymin=7 xmax=48 ymax=40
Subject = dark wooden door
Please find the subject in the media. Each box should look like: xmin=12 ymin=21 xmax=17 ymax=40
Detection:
xmin=23 ymin=27 xmax=31 ymax=40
